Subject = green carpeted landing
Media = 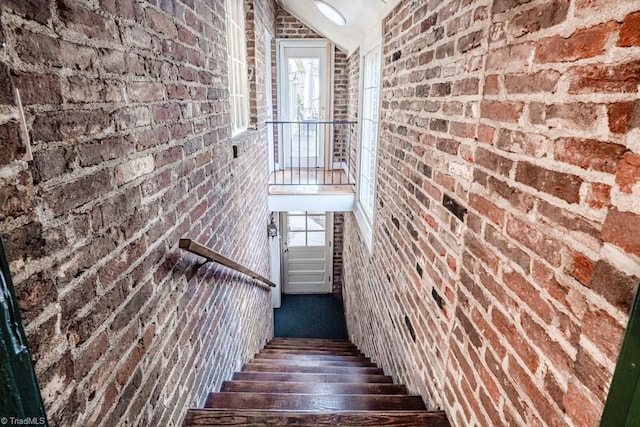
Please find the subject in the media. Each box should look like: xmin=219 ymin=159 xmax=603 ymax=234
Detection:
xmin=274 ymin=294 xmax=348 ymax=339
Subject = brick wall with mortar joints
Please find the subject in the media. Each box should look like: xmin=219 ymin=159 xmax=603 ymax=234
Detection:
xmin=332 ymin=212 xmax=343 ymax=294
xmin=0 ymin=0 xmax=276 ymax=425
xmin=343 ymin=0 xmax=640 ymax=426
xmin=333 ymin=51 xmax=349 ymax=162
xmin=331 ymin=50 xmax=359 ymax=297
xmin=345 ymin=0 xmax=494 ymax=414
xmin=328 ymin=48 xmax=362 ymax=297
xmin=328 ymin=49 xmax=361 ymax=298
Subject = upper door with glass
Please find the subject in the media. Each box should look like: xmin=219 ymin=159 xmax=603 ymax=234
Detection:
xmin=278 ymin=41 xmax=331 ymax=169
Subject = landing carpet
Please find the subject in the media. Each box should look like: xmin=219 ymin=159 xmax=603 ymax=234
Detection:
xmin=274 ymin=294 xmax=348 ymax=339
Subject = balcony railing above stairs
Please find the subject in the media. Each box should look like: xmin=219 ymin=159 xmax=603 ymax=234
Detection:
xmin=267 ymin=120 xmax=357 ymax=186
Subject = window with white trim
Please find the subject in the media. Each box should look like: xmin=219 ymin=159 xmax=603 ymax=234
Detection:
xmin=226 ymin=0 xmax=249 ymax=135
xmin=357 ymin=47 xmax=381 ymax=228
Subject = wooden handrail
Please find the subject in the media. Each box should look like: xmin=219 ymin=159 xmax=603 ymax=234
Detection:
xmin=179 ymin=239 xmax=275 ymax=289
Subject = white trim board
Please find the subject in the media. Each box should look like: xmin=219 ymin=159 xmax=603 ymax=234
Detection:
xmin=269 ymin=193 xmax=355 ymax=212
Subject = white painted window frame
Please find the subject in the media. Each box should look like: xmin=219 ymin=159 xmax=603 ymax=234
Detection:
xmin=355 ymin=41 xmax=382 ymax=252
xmin=226 ymin=0 xmax=249 ymax=136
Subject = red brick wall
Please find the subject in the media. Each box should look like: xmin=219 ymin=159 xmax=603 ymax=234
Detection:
xmin=334 ymin=50 xmax=348 ymax=121
xmin=347 ymin=48 xmax=360 ymax=180
xmin=343 ymin=0 xmax=640 ymax=426
xmin=0 ymin=0 xmax=275 ymax=425
xmin=333 ymin=212 xmax=344 ymax=294
xmin=330 ymin=48 xmax=352 ymax=294
xmin=333 ymin=49 xmax=360 ymax=296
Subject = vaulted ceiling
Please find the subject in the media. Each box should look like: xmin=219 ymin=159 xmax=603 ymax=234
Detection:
xmin=277 ymin=0 xmax=402 ymax=55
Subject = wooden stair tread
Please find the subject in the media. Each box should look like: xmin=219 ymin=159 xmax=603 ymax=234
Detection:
xmin=270 ymin=338 xmax=352 ymax=344
xmin=255 ymin=353 xmax=370 ymax=362
xmin=264 ymin=344 xmax=358 ymax=352
xmin=250 ymin=357 xmax=377 ymax=367
xmin=233 ymin=372 xmax=394 ymax=383
xmin=221 ymin=381 xmax=408 ymax=395
xmin=266 ymin=342 xmax=358 ymax=349
xmin=205 ymin=392 xmax=427 ymax=411
xmin=242 ymin=363 xmax=384 ymax=375
xmin=183 ymin=409 xmax=451 ymax=426
xmin=259 ymin=348 xmax=362 ymax=356
xmin=183 ymin=338 xmax=450 ymax=427
xmin=267 ymin=340 xmax=357 ymax=346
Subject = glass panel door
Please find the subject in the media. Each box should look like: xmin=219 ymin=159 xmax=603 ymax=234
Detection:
xmin=283 ymin=212 xmax=332 ymax=294
xmin=278 ymin=41 xmax=330 ymax=169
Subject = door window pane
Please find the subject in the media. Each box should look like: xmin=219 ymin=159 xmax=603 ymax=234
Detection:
xmin=288 ymin=58 xmax=320 ymax=121
xmin=307 ymin=232 xmax=325 ymax=246
xmin=286 ymin=212 xmax=328 ymax=247
xmin=288 ymin=232 xmax=306 ymax=247
xmin=307 ymin=215 xmax=326 ymax=231
xmin=287 ymin=215 xmax=306 ymax=231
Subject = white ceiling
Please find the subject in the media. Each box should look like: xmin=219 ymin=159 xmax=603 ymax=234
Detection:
xmin=277 ymin=0 xmax=402 ymax=55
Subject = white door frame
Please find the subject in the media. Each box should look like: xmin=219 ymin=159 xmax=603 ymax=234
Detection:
xmin=269 ymin=230 xmax=282 ymax=308
xmin=282 ymin=212 xmax=333 ymax=294
xmin=276 ymin=39 xmax=334 ymax=169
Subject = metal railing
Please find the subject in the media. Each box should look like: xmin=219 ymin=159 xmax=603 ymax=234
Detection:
xmin=267 ymin=120 xmax=357 ymax=186
xmin=179 ymin=239 xmax=275 ymax=289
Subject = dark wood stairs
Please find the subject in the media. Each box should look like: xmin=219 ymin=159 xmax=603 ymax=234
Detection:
xmin=183 ymin=338 xmax=450 ymax=426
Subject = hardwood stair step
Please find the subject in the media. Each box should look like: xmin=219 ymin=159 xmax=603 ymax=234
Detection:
xmin=205 ymin=392 xmax=427 ymax=411
xmin=242 ymin=363 xmax=384 ymax=375
xmin=255 ymin=353 xmax=370 ymax=362
xmin=250 ymin=357 xmax=377 ymax=367
xmin=221 ymin=381 xmax=408 ymax=395
xmin=184 ymin=409 xmax=451 ymax=426
xmin=270 ymin=338 xmax=353 ymax=345
xmin=232 ymin=372 xmax=394 ymax=383
xmin=183 ymin=338 xmax=451 ymax=427
xmin=267 ymin=338 xmax=355 ymax=347
xmin=259 ymin=348 xmax=362 ymax=356
xmin=265 ymin=343 xmax=358 ymax=352
xmin=267 ymin=340 xmax=358 ymax=348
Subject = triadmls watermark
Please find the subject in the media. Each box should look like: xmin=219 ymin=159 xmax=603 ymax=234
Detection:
xmin=0 ymin=418 xmax=46 ymax=425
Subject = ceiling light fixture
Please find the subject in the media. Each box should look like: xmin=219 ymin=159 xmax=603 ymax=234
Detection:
xmin=314 ymin=0 xmax=346 ymax=26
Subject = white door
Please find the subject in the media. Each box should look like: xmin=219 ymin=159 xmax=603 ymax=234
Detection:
xmin=277 ymin=40 xmax=332 ymax=169
xmin=283 ymin=212 xmax=333 ymax=294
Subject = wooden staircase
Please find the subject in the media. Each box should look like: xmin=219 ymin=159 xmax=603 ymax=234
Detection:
xmin=183 ymin=338 xmax=450 ymax=426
